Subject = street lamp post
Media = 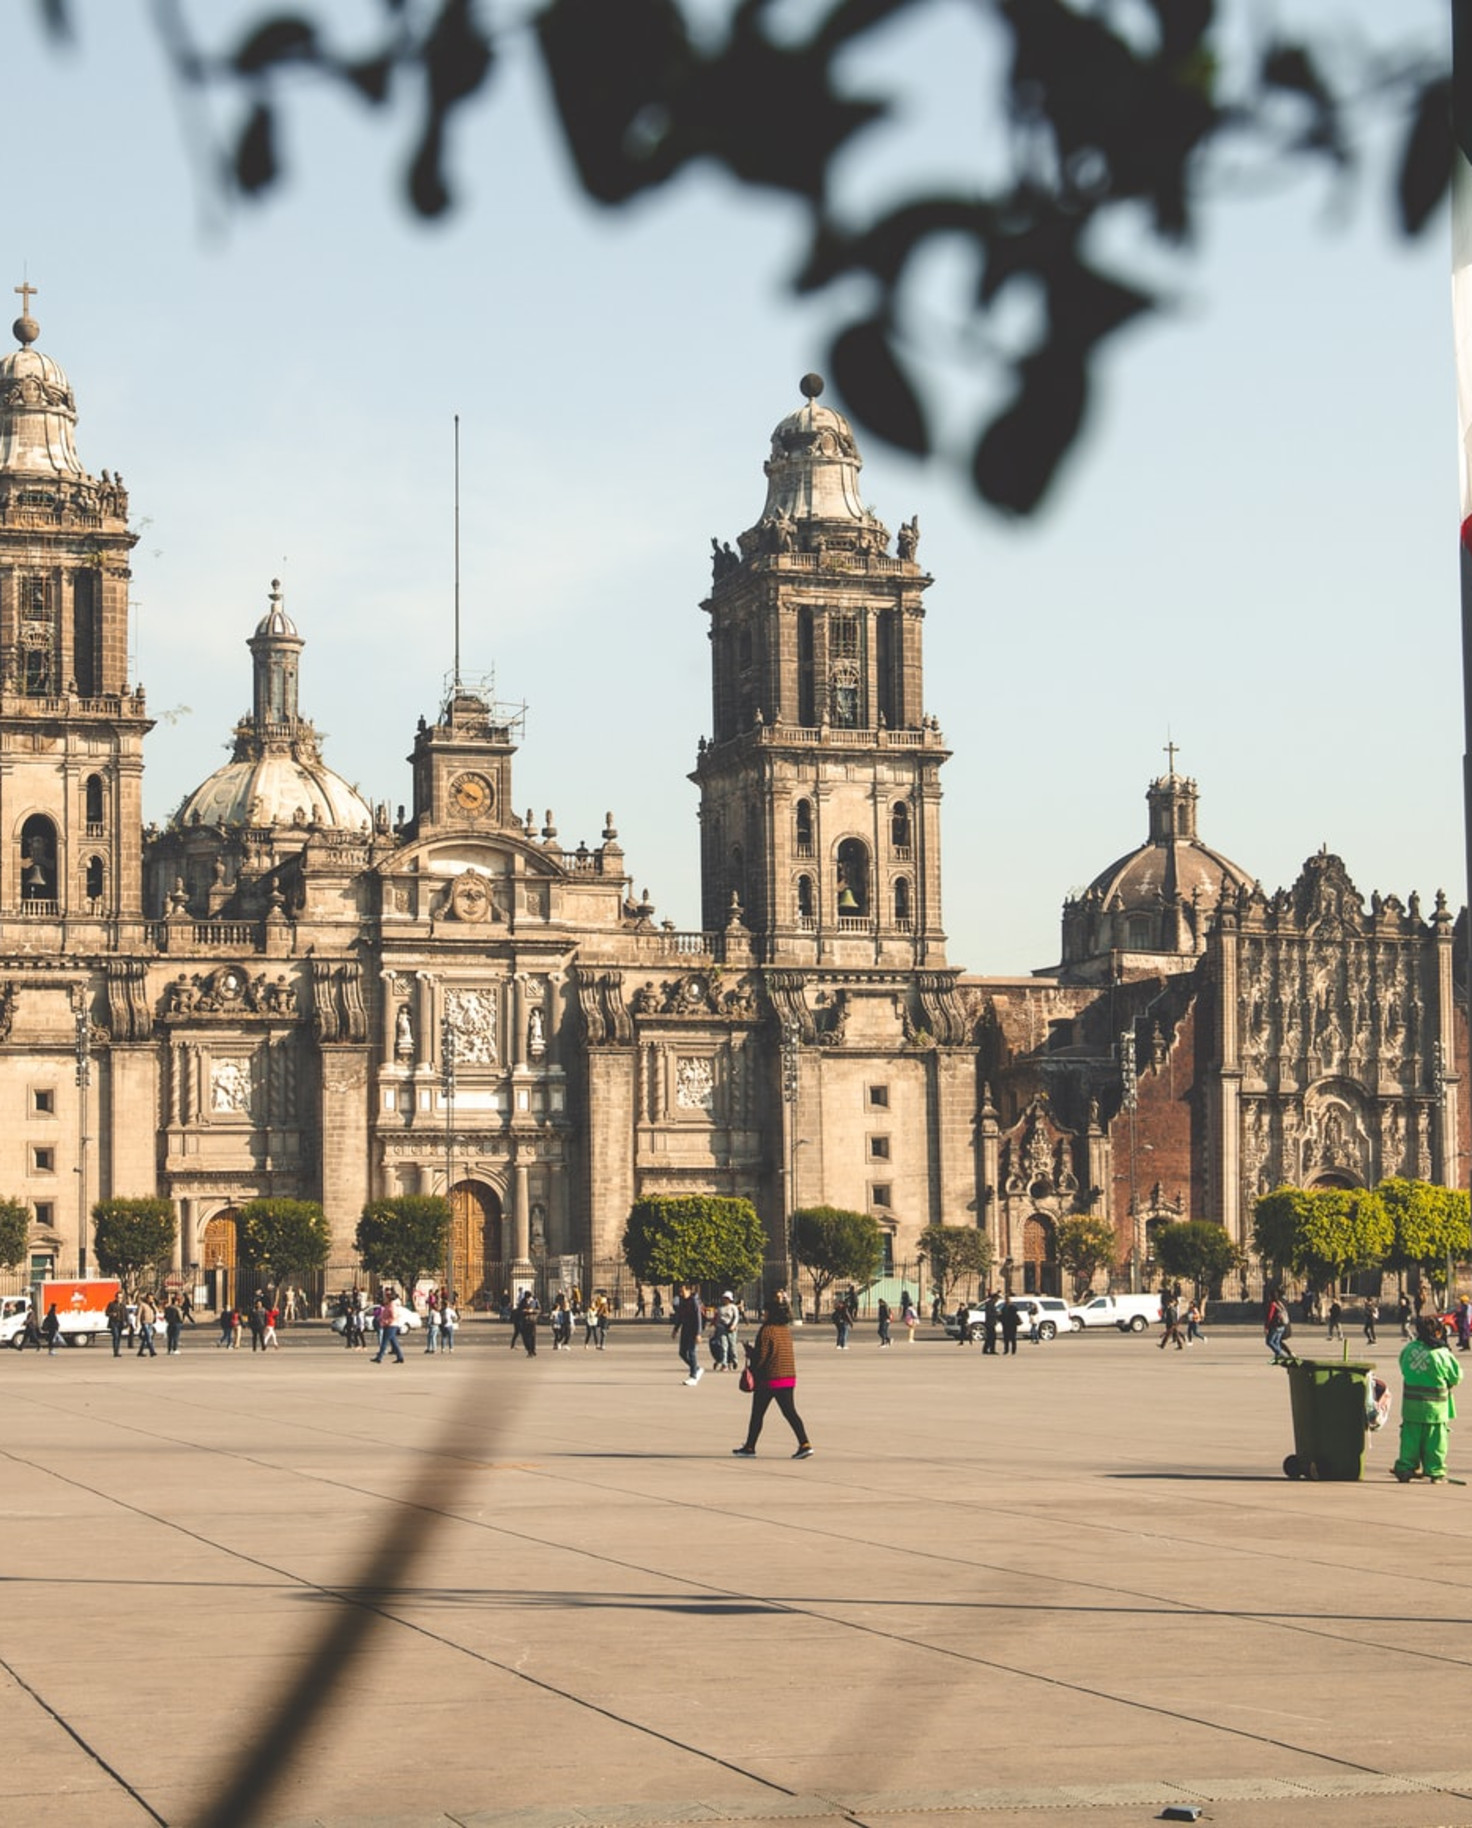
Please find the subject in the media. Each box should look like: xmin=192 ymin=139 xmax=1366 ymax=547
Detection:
xmin=75 ymin=1000 xmax=91 ymax=1278
xmin=442 ymin=1015 xmax=456 ymax=1302
xmin=781 ymin=1019 xmax=801 ymax=1314
xmin=1120 ymin=1026 xmax=1139 ymax=1293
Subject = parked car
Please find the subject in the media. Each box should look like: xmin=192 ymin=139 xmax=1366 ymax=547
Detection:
xmin=1073 ymin=1293 xmax=1163 ymax=1333
xmin=945 ymin=1296 xmax=1083 ymax=1342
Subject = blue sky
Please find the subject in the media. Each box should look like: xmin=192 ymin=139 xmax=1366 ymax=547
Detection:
xmin=7 ymin=0 xmax=1458 ymax=971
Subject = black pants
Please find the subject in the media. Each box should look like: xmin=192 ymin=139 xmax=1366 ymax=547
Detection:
xmin=743 ymin=1384 xmax=808 ymax=1449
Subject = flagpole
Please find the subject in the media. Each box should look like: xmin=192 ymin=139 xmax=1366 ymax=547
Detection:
xmin=1454 ymin=0 xmax=1472 ymax=964
xmin=1453 ymin=0 xmax=1472 ymax=1200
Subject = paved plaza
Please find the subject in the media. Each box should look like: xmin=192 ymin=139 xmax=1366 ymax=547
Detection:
xmin=4 ymin=1317 xmax=1472 ymax=1827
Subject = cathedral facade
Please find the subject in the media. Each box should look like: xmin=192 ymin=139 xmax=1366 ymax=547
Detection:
xmin=0 ymin=306 xmax=1463 ymax=1306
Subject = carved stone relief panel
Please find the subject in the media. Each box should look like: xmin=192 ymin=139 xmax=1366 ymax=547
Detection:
xmin=675 ymin=1056 xmax=715 ymax=1114
xmin=210 ymin=1055 xmax=252 ymax=1118
xmin=445 ymin=988 xmax=499 ymax=1066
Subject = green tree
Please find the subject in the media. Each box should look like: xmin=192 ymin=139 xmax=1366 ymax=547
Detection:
xmin=916 ymin=1224 xmax=994 ymax=1304
xmin=1152 ymin=1220 xmax=1242 ymax=1300
xmin=1055 ymin=1216 xmax=1119 ymax=1300
xmin=792 ymin=1206 xmax=885 ymax=1317
xmin=1253 ymin=1185 xmax=1391 ymax=1292
xmin=0 ymin=1198 xmax=29 ymax=1271
xmin=621 ymin=1196 xmax=766 ymax=1291
xmin=238 ymin=1198 xmax=332 ymax=1295
xmin=1252 ymin=1186 xmax=1316 ymax=1281
xmin=92 ymin=1197 xmax=177 ymax=1295
xmin=1379 ymin=1178 xmax=1472 ymax=1284
xmin=355 ymin=1196 xmax=453 ymax=1294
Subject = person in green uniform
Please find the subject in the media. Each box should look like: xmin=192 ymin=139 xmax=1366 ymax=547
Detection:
xmin=1393 ymin=1315 xmax=1463 ymax=1483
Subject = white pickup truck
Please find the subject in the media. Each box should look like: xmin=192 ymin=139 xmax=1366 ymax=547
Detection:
xmin=1073 ymin=1293 xmax=1163 ymax=1333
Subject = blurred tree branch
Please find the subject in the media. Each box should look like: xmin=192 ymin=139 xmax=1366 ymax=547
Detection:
xmin=35 ymin=1 xmax=1452 ymax=513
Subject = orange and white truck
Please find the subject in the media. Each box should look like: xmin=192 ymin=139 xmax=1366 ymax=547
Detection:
xmin=0 ymin=1278 xmax=122 ymax=1347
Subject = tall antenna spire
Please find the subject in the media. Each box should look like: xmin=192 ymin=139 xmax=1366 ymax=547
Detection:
xmin=453 ymin=413 xmax=462 ymax=690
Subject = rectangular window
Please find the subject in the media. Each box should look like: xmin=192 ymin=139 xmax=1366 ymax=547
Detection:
xmin=868 ymin=1084 xmax=889 ymax=1109
xmin=32 ymin=1147 xmax=54 ymax=1174
xmin=32 ymin=1203 xmax=53 ymax=1230
xmin=869 ymin=1136 xmax=890 ymax=1161
xmin=871 ymin=1183 xmax=892 ymax=1208
xmin=32 ymin=1088 xmax=54 ymax=1115
xmin=830 ymin=616 xmax=859 ymax=659
xmin=881 ymin=1231 xmax=895 ymax=1276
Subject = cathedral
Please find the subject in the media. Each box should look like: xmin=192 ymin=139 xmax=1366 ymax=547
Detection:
xmin=0 ymin=300 xmax=1464 ymax=1307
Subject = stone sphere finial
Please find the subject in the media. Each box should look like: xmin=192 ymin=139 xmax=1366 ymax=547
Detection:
xmin=799 ymin=372 xmax=825 ymax=400
xmin=13 ymin=314 xmax=38 ymax=348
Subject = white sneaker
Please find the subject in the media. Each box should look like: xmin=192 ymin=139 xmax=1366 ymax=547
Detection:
xmin=693 ymin=1367 xmax=704 ymax=1383
xmin=683 ymin=1376 xmax=698 ymax=1386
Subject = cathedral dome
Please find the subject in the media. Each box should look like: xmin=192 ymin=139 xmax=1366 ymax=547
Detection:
xmin=176 ymin=750 xmax=371 ymax=833
xmin=174 ymin=583 xmax=370 ymax=833
xmin=1060 ymin=770 xmax=1253 ymax=971
xmin=0 ymin=307 xmax=83 ymax=477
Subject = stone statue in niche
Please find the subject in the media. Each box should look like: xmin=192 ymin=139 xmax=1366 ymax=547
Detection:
xmin=528 ymin=1005 xmax=546 ymax=1059
xmin=395 ymin=1004 xmax=414 ymax=1058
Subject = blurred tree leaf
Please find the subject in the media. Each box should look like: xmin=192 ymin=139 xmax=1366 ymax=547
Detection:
xmin=1399 ymin=76 xmax=1454 ymax=236
xmin=29 ymin=0 xmax=1453 ymax=516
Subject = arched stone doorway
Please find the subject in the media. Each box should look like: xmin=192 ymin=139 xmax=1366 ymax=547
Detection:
xmin=202 ymin=1208 xmax=240 ymax=1312
xmin=448 ymin=1180 xmax=502 ymax=1310
xmin=1022 ymin=1212 xmax=1057 ymax=1295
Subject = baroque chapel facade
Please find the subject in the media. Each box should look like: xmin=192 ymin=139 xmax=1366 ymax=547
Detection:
xmin=0 ymin=304 xmax=1464 ymax=1305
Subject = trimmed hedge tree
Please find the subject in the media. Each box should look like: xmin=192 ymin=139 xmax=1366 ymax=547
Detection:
xmin=355 ymin=1196 xmax=452 ymax=1294
xmin=0 ymin=1198 xmax=29 ymax=1271
xmin=1055 ymin=1216 xmax=1119 ymax=1299
xmin=1152 ymin=1219 xmax=1242 ymax=1299
xmin=792 ymin=1206 xmax=885 ymax=1316
xmin=622 ymin=1196 xmax=766 ymax=1292
xmin=917 ymin=1223 xmax=995 ymax=1303
xmin=92 ymin=1197 xmax=177 ymax=1295
xmin=237 ymin=1198 xmax=331 ymax=1292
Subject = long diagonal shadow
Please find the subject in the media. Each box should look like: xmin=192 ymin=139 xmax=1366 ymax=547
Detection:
xmin=191 ymin=1358 xmax=525 ymax=1828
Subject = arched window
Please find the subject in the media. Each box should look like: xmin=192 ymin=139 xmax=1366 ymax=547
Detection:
xmin=19 ymin=815 xmax=57 ymax=902
xmin=85 ymin=857 xmax=104 ymax=903
xmin=835 ymin=838 xmax=869 ymax=918
xmin=795 ymin=799 xmax=813 ymax=856
xmin=84 ymin=775 xmax=104 ymax=829
xmin=893 ymin=877 xmax=911 ymax=928
xmin=890 ymin=801 xmax=912 ymax=853
xmin=796 ymin=874 xmax=814 ymax=921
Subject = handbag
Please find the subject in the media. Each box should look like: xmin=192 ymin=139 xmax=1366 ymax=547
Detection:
xmin=738 ymin=1366 xmax=755 ymax=1392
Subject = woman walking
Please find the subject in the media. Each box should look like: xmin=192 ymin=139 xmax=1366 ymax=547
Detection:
xmin=732 ymin=1292 xmax=813 ymax=1459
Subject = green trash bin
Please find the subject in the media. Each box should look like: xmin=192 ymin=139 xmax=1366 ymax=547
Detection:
xmin=1280 ymin=1356 xmax=1375 ymax=1480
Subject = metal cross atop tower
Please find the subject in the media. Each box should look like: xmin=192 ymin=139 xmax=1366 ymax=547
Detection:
xmin=14 ymin=281 xmax=36 ymax=314
xmin=1163 ymin=739 xmax=1179 ymax=776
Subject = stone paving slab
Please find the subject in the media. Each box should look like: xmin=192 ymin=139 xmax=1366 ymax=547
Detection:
xmin=4 ymin=1323 xmax=1472 ymax=1825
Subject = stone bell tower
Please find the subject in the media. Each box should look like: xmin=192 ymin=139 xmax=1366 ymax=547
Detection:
xmin=692 ymin=375 xmax=948 ymax=966
xmin=0 ymin=286 xmax=151 ymax=940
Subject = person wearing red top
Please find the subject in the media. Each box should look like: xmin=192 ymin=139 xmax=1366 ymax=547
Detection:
xmin=733 ymin=1292 xmax=813 ymax=1460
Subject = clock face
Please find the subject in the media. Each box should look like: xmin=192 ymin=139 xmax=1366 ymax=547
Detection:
xmin=451 ymin=772 xmax=493 ymax=818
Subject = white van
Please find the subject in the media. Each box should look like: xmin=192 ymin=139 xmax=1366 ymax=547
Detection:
xmin=1074 ymin=1293 xmax=1162 ymax=1333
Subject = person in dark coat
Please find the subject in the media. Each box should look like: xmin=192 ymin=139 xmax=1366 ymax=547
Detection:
xmin=673 ymin=1283 xmax=703 ymax=1384
xmin=999 ymin=1299 xmax=1021 ymax=1356
xmin=732 ymin=1293 xmax=812 ymax=1458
